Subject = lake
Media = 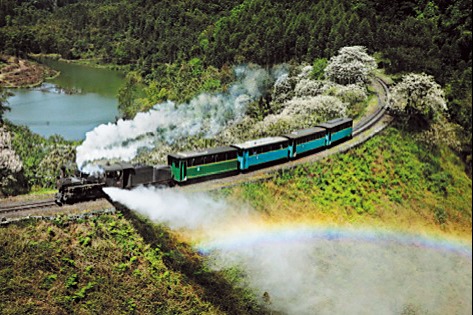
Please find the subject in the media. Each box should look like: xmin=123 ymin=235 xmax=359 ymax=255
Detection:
xmin=4 ymin=59 xmax=124 ymax=141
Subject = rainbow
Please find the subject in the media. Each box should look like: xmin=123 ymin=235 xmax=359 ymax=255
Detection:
xmin=198 ymin=223 xmax=472 ymax=260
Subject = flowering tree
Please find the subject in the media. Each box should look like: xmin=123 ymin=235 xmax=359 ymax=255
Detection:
xmin=388 ymin=73 xmax=447 ymax=127
xmin=0 ymin=127 xmax=25 ymax=196
xmin=249 ymin=95 xmax=348 ymax=138
xmin=324 ymin=46 xmax=377 ymax=85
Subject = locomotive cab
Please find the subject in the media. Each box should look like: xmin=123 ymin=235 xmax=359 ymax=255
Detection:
xmin=102 ymin=162 xmax=134 ymax=189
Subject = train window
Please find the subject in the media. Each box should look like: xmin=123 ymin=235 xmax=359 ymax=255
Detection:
xmin=197 ymin=157 xmax=204 ymax=165
xmin=106 ymin=171 xmax=121 ymax=179
xmin=218 ymin=153 xmax=230 ymax=162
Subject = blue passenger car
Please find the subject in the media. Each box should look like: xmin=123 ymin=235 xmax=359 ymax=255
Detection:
xmin=284 ymin=127 xmax=327 ymax=159
xmin=232 ymin=137 xmax=290 ymax=170
xmin=317 ymin=118 xmax=353 ymax=146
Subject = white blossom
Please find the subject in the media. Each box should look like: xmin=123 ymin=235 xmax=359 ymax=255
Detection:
xmin=0 ymin=127 xmax=24 ymax=196
xmin=281 ymin=95 xmax=348 ymax=119
xmin=0 ymin=127 xmax=22 ymax=174
xmin=297 ymin=65 xmax=314 ymax=79
xmin=325 ymin=46 xmax=377 ymax=85
xmin=330 ymin=84 xmax=368 ymax=106
xmin=294 ymin=80 xmax=336 ymax=98
xmin=388 ymin=73 xmax=447 ymax=121
xmin=273 ymin=73 xmax=295 ymax=104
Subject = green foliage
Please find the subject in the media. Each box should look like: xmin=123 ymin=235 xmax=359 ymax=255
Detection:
xmin=41 ymin=274 xmax=58 ymax=290
xmin=5 ymin=122 xmax=77 ymax=190
xmin=118 ymin=61 xmax=233 ymax=118
xmin=310 ymin=58 xmax=328 ymax=80
xmin=0 ymin=86 xmax=12 ymax=121
xmin=434 ymin=206 xmax=448 ymax=226
xmin=117 ymin=71 xmax=142 ymax=119
xmin=1 ymin=0 xmax=470 ymax=86
xmin=65 ymin=273 xmax=78 ymax=289
xmin=238 ymin=127 xmax=472 ymax=227
xmin=0 ymin=214 xmax=267 ymax=314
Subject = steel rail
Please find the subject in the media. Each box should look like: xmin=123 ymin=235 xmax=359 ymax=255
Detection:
xmin=0 ymin=200 xmax=58 ymax=215
xmin=353 ymin=78 xmax=389 ymax=136
xmin=0 ymin=77 xmax=390 ymax=217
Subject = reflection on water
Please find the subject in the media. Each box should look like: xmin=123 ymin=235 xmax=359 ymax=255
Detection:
xmin=5 ymin=60 xmax=124 ymax=140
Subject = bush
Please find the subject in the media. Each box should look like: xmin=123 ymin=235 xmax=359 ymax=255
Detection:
xmin=0 ymin=127 xmax=27 ymax=196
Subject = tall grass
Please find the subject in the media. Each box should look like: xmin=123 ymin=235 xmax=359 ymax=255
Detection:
xmin=0 ymin=213 xmax=266 ymax=314
xmin=231 ymin=127 xmax=472 ymax=237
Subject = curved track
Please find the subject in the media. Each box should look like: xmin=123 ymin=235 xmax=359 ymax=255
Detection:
xmin=183 ymin=77 xmax=391 ymax=191
xmin=0 ymin=77 xmax=390 ymax=216
xmin=353 ymin=78 xmax=389 ymax=136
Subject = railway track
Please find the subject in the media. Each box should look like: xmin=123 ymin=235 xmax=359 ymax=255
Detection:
xmin=182 ymin=77 xmax=392 ymax=192
xmin=353 ymin=78 xmax=389 ymax=136
xmin=0 ymin=77 xmax=391 ymax=217
xmin=0 ymin=199 xmax=58 ymax=216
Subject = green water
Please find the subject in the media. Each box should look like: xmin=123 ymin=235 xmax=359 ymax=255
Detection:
xmin=5 ymin=59 xmax=124 ymax=140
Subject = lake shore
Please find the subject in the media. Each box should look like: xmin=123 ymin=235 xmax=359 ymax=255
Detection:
xmin=0 ymin=55 xmax=59 ymax=88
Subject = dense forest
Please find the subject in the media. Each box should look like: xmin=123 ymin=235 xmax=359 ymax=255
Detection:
xmin=0 ymin=0 xmax=470 ymax=79
xmin=0 ymin=0 xmax=471 ymax=169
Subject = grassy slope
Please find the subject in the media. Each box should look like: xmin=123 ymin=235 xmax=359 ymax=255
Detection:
xmin=229 ymin=127 xmax=472 ymax=239
xmin=0 ymin=212 xmax=265 ymax=315
xmin=1 ymin=127 xmax=471 ymax=314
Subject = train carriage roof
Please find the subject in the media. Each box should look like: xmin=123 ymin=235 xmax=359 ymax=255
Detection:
xmin=283 ymin=127 xmax=326 ymax=140
xmin=317 ymin=117 xmax=353 ymax=129
xmin=231 ymin=136 xmax=289 ymax=150
xmin=168 ymin=146 xmax=237 ymax=160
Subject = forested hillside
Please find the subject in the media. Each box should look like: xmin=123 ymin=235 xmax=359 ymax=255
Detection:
xmin=0 ymin=0 xmax=471 ymax=170
xmin=0 ymin=0 xmax=470 ymax=80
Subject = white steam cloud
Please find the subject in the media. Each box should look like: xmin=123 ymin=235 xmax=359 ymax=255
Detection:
xmin=76 ymin=66 xmax=279 ymax=169
xmin=104 ymin=186 xmax=472 ymax=315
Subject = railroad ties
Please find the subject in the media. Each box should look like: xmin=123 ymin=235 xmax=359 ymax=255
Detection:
xmin=0 ymin=200 xmax=58 ymax=216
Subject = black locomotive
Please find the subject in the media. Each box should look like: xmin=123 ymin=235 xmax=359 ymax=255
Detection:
xmin=55 ymin=163 xmax=173 ymax=205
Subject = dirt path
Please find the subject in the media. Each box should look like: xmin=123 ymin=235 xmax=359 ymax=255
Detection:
xmin=0 ymin=55 xmax=58 ymax=88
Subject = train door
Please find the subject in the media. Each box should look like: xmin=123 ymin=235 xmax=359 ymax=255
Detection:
xmin=182 ymin=159 xmax=188 ymax=181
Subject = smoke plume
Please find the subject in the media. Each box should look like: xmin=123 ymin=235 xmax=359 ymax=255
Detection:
xmin=76 ymin=66 xmax=279 ymax=170
xmin=104 ymin=186 xmax=472 ymax=315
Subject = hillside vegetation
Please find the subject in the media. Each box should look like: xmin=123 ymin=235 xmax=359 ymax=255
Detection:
xmin=0 ymin=212 xmax=267 ymax=314
xmin=1 ymin=125 xmax=470 ymax=314
xmin=229 ymin=127 xmax=472 ymax=238
xmin=0 ymin=0 xmax=470 ymax=81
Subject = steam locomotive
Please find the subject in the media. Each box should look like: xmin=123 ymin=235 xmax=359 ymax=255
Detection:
xmin=56 ymin=117 xmax=352 ymax=205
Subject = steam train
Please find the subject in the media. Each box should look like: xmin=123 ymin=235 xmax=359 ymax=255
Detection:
xmin=56 ymin=117 xmax=352 ymax=205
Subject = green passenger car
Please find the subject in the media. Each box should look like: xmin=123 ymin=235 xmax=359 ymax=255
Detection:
xmin=167 ymin=146 xmax=239 ymax=183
